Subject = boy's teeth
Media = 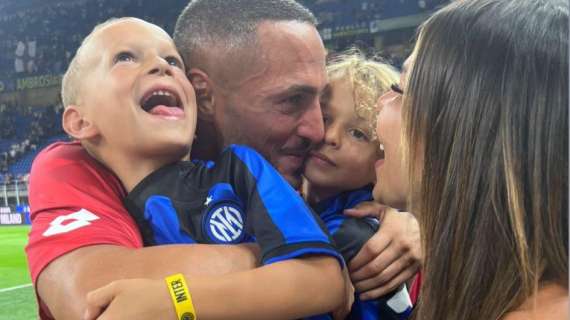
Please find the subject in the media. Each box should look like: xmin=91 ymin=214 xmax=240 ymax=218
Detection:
xmin=379 ymin=143 xmax=385 ymax=151
xmin=152 ymin=90 xmax=172 ymax=96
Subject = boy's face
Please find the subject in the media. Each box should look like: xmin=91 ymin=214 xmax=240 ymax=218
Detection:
xmin=79 ymin=19 xmax=196 ymax=161
xmin=304 ymin=79 xmax=380 ymax=196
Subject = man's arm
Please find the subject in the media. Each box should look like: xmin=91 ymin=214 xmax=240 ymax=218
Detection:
xmin=38 ymin=243 xmax=259 ymax=319
xmin=83 ymin=256 xmax=344 ymax=320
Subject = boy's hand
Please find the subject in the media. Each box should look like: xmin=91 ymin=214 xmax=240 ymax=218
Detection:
xmin=83 ymin=278 xmax=175 ymax=320
xmin=344 ymin=206 xmax=422 ymax=300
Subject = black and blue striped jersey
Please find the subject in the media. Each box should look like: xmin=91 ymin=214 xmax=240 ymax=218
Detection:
xmin=309 ymin=185 xmax=413 ymax=320
xmin=123 ymin=144 xmax=342 ymax=265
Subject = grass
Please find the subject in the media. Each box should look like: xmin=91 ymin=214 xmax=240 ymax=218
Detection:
xmin=0 ymin=226 xmax=37 ymax=320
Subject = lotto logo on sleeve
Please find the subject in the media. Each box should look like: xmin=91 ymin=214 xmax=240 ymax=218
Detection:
xmin=43 ymin=209 xmax=100 ymax=236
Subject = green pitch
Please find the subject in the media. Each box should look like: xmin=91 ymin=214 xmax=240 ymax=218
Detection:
xmin=0 ymin=226 xmax=37 ymax=320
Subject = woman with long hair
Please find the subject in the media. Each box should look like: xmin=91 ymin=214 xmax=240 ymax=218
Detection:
xmin=375 ymin=0 xmax=568 ymax=318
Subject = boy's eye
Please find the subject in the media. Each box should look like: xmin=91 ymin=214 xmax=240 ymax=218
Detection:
xmin=114 ymin=51 xmax=135 ymax=63
xmin=165 ymin=56 xmax=183 ymax=68
xmin=348 ymin=128 xmax=369 ymax=141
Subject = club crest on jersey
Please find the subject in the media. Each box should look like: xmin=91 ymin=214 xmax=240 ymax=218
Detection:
xmin=204 ymin=202 xmax=245 ymax=244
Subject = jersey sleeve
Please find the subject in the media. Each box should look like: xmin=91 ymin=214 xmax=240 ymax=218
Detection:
xmin=325 ymin=215 xmax=379 ymax=262
xmin=25 ymin=142 xmax=143 ymax=284
xmin=225 ymin=145 xmax=343 ymax=266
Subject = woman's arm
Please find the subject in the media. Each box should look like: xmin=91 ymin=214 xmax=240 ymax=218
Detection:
xmin=84 ymin=256 xmax=345 ymax=320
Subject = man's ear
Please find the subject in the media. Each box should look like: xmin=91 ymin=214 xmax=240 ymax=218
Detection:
xmin=188 ymin=68 xmax=216 ymax=121
xmin=62 ymin=106 xmax=99 ymax=140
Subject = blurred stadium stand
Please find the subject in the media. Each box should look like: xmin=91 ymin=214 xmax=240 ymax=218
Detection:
xmin=0 ymin=0 xmax=449 ymax=209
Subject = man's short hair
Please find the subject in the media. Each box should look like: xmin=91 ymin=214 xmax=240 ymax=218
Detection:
xmin=173 ymin=0 xmax=317 ymax=71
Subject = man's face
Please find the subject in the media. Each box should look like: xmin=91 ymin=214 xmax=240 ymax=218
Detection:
xmin=372 ymin=59 xmax=411 ymax=210
xmin=213 ymin=21 xmax=327 ymax=188
xmin=80 ymin=19 xmax=197 ymax=162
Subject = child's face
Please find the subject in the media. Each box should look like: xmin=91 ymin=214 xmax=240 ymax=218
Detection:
xmin=304 ymin=79 xmax=380 ymax=195
xmin=79 ymin=19 xmax=196 ymax=160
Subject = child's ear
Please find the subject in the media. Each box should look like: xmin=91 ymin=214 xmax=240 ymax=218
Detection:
xmin=188 ymin=68 xmax=215 ymax=121
xmin=62 ymin=106 xmax=99 ymax=140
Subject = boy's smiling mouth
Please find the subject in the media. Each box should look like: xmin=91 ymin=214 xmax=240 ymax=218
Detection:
xmin=140 ymin=87 xmax=184 ymax=119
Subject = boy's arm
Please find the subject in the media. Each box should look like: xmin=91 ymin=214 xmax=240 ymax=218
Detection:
xmin=38 ymin=243 xmax=260 ymax=320
xmin=84 ymin=256 xmax=344 ymax=320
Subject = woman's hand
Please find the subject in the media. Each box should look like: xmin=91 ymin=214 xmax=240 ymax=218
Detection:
xmin=345 ymin=205 xmax=422 ymax=300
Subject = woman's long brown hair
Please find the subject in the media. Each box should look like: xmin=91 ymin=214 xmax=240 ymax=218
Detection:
xmin=404 ymin=0 xmax=568 ymax=319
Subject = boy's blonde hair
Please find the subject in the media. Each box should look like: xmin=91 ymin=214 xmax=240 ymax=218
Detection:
xmin=326 ymin=49 xmax=400 ymax=140
xmin=61 ymin=17 xmax=140 ymax=108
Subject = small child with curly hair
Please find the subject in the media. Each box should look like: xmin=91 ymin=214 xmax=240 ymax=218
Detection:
xmin=304 ymin=50 xmax=413 ymax=320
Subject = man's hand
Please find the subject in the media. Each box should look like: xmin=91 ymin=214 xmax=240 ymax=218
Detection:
xmin=332 ymin=268 xmax=355 ymax=320
xmin=344 ymin=206 xmax=421 ymax=300
xmin=84 ymin=278 xmax=174 ymax=320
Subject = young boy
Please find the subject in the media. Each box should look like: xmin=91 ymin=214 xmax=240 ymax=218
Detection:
xmin=38 ymin=17 xmax=345 ymax=319
xmin=303 ymin=51 xmax=413 ymax=320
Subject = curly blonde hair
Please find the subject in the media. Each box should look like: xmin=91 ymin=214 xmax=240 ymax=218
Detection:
xmin=326 ymin=49 xmax=400 ymax=140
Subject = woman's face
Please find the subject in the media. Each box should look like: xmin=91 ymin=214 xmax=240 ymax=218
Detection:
xmin=372 ymin=58 xmax=412 ymax=210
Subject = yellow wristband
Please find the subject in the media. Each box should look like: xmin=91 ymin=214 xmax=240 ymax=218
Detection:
xmin=165 ymin=273 xmax=197 ymax=320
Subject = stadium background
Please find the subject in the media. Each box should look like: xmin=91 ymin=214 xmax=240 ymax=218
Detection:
xmin=0 ymin=0 xmax=449 ymax=318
